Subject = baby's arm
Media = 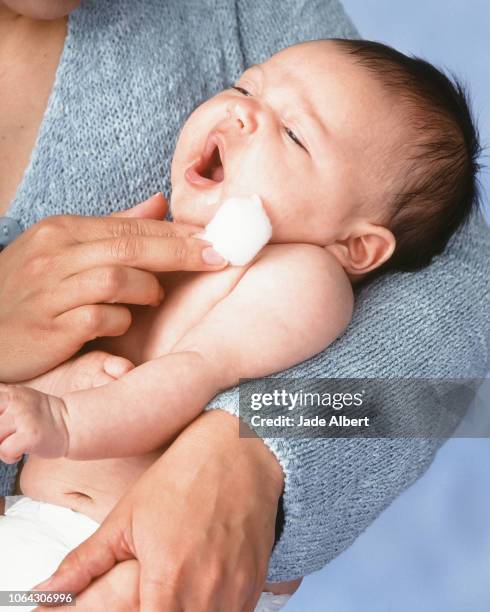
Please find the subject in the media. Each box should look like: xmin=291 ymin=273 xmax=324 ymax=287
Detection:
xmin=172 ymin=243 xmax=354 ymax=383
xmin=0 ymin=244 xmax=353 ymax=462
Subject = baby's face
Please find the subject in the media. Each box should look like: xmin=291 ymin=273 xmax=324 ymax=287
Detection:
xmin=171 ymin=40 xmax=400 ymax=247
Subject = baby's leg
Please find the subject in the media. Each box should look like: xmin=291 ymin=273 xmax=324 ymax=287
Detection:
xmin=24 ymin=351 xmax=135 ymax=396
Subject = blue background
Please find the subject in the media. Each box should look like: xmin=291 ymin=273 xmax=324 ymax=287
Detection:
xmin=285 ymin=2 xmax=490 ymax=611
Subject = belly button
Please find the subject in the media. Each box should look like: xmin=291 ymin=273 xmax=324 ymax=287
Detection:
xmin=65 ymin=491 xmax=94 ymax=509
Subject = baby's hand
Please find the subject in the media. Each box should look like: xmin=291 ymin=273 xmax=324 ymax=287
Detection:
xmin=0 ymin=385 xmax=68 ymax=463
xmin=26 ymin=350 xmax=135 ymax=396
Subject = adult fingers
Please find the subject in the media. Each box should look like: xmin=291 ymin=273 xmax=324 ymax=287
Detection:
xmin=139 ymin=564 xmax=178 ymax=612
xmin=34 ymin=561 xmax=140 ymax=612
xmin=64 ymin=214 xmax=203 ymax=243
xmin=138 ymin=555 xmax=232 ymax=612
xmin=55 ymin=304 xmax=132 ymax=342
xmin=66 ymin=234 xmax=226 ymax=273
xmin=111 ymin=193 xmax=203 ymax=237
xmin=112 ymin=193 xmax=168 ymax=220
xmin=242 ymin=583 xmax=267 ymax=612
xmin=32 ymin=518 xmax=134 ymax=595
xmin=55 ymin=266 xmax=164 ymax=312
xmin=111 ymin=192 xmax=204 ymax=235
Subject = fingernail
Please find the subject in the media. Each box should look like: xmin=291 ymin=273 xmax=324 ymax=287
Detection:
xmin=149 ymin=285 xmax=165 ymax=308
xmin=202 ymin=247 xmax=226 ymax=266
xmin=192 ymin=232 xmax=207 ymax=240
xmin=153 ymin=285 xmax=165 ymax=306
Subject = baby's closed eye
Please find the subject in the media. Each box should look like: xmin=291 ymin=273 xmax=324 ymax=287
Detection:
xmin=230 ymin=85 xmax=307 ymax=151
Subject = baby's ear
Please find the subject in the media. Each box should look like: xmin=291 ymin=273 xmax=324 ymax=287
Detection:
xmin=325 ymin=223 xmax=396 ymax=277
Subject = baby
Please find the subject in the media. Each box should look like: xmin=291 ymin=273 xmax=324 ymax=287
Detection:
xmin=0 ymin=38 xmax=480 ymax=610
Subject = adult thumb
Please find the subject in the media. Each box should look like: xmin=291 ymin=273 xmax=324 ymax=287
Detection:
xmin=139 ymin=562 xmax=169 ymax=612
xmin=32 ymin=525 xmax=131 ymax=595
xmin=113 ymin=192 xmax=168 ymax=220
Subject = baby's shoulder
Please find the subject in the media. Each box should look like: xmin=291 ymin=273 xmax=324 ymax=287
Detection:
xmin=247 ymin=243 xmax=354 ymax=330
xmin=253 ymin=243 xmax=351 ymax=294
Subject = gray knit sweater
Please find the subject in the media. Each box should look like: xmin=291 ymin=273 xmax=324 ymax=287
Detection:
xmin=1 ymin=0 xmax=489 ymax=583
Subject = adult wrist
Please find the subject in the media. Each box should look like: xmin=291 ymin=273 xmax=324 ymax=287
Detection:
xmin=198 ymin=409 xmax=285 ymax=499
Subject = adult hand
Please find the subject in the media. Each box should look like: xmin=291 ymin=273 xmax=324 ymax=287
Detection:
xmin=0 ymin=194 xmax=226 ymax=383
xmin=33 ymin=410 xmax=285 ymax=612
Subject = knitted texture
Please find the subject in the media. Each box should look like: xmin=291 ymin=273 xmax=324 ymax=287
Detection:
xmin=1 ymin=0 xmax=489 ymax=582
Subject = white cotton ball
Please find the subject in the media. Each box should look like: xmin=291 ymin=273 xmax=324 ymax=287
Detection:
xmin=202 ymin=194 xmax=272 ymax=266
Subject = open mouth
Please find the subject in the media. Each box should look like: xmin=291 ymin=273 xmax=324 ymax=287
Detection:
xmin=185 ymin=131 xmax=225 ymax=188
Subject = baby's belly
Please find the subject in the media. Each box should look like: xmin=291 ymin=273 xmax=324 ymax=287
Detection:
xmin=19 ymin=450 xmax=167 ymax=524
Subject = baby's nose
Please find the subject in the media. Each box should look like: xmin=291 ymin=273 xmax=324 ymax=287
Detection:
xmin=226 ymin=99 xmax=258 ymax=134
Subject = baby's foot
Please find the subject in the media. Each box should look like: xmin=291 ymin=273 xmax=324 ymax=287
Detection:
xmin=24 ymin=351 xmax=135 ymax=396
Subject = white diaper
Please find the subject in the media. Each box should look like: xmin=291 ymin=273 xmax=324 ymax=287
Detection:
xmin=0 ymin=496 xmax=292 ymax=611
xmin=0 ymin=496 xmax=99 ymax=611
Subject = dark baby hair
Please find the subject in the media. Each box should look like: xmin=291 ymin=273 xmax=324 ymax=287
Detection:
xmin=331 ymin=38 xmax=484 ymax=287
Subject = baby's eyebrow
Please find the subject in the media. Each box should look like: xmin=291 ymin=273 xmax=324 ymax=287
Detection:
xmin=239 ymin=64 xmax=264 ymax=85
